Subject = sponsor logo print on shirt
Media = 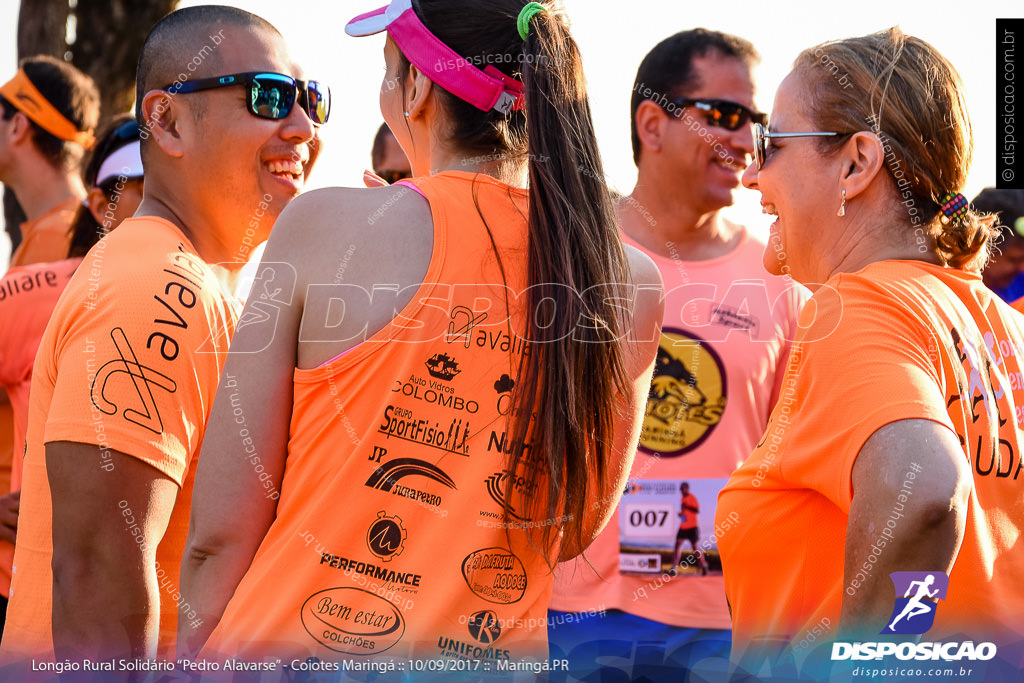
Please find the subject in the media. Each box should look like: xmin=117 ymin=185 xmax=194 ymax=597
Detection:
xmin=364 ymin=456 xmax=455 ymax=507
xmin=481 ymin=470 xmax=537 ymax=520
xmin=712 ymin=304 xmax=760 ymax=333
xmin=882 ymin=571 xmax=948 ymax=635
xmin=437 ymin=635 xmax=511 ymax=662
xmin=378 ymin=404 xmax=471 ymax=455
xmin=446 ymin=306 xmax=488 ymax=348
xmin=393 ymin=373 xmax=479 ymax=413
xmin=0 ymin=267 xmax=62 ymax=301
xmin=319 ymin=551 xmax=422 ymax=591
xmin=639 ymin=328 xmax=727 ymax=457
xmin=467 ymin=609 xmax=502 ymax=644
xmin=91 ymin=327 xmax=177 ymax=434
xmin=494 ymin=373 xmax=517 ymax=416
xmin=366 ymin=511 xmax=407 ymax=562
xmin=446 ymin=306 xmax=531 ymax=357
xmin=300 ymin=587 xmax=405 ymax=654
xmin=461 ymin=547 xmax=528 ymax=604
xmin=425 ymin=352 xmax=461 ymax=380
xmin=364 ymin=457 xmax=456 ymax=491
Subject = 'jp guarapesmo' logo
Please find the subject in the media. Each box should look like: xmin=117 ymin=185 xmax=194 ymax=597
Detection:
xmin=639 ymin=329 xmax=727 ymax=457
xmin=300 ymin=587 xmax=405 ymax=654
xmin=882 ymin=571 xmax=949 ymax=634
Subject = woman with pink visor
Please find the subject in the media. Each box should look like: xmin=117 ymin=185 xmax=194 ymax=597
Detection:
xmin=181 ymin=0 xmax=663 ymax=668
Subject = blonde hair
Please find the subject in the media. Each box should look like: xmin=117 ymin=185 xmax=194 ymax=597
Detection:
xmin=794 ymin=27 xmax=996 ymax=271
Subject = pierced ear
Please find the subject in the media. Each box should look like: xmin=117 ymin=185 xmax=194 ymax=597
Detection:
xmin=635 ymin=100 xmax=668 ymax=156
xmin=140 ymin=90 xmax=185 ymax=158
xmin=842 ymin=131 xmax=886 ymax=200
xmin=404 ymin=62 xmax=434 ymax=121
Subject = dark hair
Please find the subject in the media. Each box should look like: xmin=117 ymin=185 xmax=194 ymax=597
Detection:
xmin=630 ymin=29 xmax=759 ymax=165
xmin=67 ymin=114 xmax=142 ymax=258
xmin=371 ymin=123 xmax=394 ymax=168
xmin=402 ymin=0 xmax=630 ymax=559
xmin=794 ymin=28 xmax=998 ymax=271
xmin=135 ymin=6 xmax=280 ymax=141
xmin=12 ymin=55 xmax=99 ymax=170
xmin=972 ymin=189 xmax=1024 ymax=254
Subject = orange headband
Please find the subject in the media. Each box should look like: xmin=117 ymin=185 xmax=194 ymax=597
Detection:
xmin=0 ymin=69 xmax=95 ymax=148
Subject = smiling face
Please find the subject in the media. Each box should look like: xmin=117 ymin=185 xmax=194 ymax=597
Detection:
xmin=661 ymin=54 xmax=757 ymax=215
xmin=742 ymin=70 xmax=842 ymax=281
xmin=178 ymin=25 xmax=319 ymax=238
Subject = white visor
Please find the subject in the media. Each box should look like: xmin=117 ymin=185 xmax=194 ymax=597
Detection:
xmin=345 ymin=0 xmax=412 ymax=37
xmin=95 ymin=141 xmax=143 ymax=187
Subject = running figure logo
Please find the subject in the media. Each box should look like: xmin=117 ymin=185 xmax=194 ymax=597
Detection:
xmin=882 ymin=571 xmax=949 ymax=634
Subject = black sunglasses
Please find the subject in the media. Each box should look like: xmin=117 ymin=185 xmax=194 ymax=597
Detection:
xmin=374 ymin=169 xmax=412 ymax=185
xmin=162 ymin=72 xmax=330 ymax=126
xmin=664 ymin=97 xmax=767 ymax=131
xmin=107 ymin=118 xmax=141 ymax=145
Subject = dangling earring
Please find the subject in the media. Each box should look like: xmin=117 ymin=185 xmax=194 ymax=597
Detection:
xmin=837 ymin=188 xmax=846 ymax=217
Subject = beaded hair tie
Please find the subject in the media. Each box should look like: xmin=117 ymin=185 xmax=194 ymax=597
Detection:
xmin=940 ymin=192 xmax=969 ymax=224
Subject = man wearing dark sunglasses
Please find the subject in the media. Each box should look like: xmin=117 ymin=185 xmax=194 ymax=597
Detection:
xmin=370 ymin=122 xmax=412 ymax=185
xmin=549 ymin=28 xmax=807 ymax=681
xmin=1 ymin=5 xmax=323 ymax=669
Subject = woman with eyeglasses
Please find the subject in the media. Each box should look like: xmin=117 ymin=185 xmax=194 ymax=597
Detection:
xmin=181 ymin=0 xmax=663 ymax=664
xmin=0 ymin=113 xmax=142 ymax=622
xmin=716 ymin=27 xmax=1024 ymax=674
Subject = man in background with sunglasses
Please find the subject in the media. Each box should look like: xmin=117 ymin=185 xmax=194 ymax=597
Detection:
xmin=1 ymin=5 xmax=326 ymax=669
xmin=370 ymin=122 xmax=412 ymax=185
xmin=549 ymin=29 xmax=806 ymax=679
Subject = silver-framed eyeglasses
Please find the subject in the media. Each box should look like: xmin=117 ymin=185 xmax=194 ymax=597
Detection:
xmin=752 ymin=122 xmax=839 ymax=169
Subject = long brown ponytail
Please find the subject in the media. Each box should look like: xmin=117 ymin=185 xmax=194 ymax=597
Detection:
xmin=407 ymin=0 xmax=630 ymax=558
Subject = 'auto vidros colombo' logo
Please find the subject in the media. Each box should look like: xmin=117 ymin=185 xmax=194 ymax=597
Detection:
xmin=831 ymin=572 xmax=996 ymax=663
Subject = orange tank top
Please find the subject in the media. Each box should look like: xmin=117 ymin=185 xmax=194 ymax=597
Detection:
xmin=205 ymin=171 xmax=557 ymax=665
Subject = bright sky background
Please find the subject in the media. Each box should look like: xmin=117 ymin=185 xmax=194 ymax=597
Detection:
xmin=1 ymin=0 xmax=1020 ymax=257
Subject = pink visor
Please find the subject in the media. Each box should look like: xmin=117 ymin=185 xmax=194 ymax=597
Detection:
xmin=346 ymin=0 xmax=524 ymax=114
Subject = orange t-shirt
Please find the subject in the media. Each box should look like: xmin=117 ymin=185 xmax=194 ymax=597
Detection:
xmin=678 ymin=493 xmax=699 ymax=531
xmin=0 ymin=258 xmax=80 ymax=598
xmin=0 ymin=217 xmax=239 ymax=665
xmin=204 ymin=172 xmax=562 ymax=664
xmin=8 ymin=197 xmax=79 ymax=269
xmin=551 ymin=228 xmax=806 ymax=630
xmin=718 ymin=260 xmax=1024 ymax=659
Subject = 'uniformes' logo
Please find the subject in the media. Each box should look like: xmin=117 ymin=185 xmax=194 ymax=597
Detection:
xmin=882 ymin=571 xmax=948 ymax=635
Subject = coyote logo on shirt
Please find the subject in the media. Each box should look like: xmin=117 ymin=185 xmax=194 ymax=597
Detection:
xmin=640 ymin=329 xmax=727 ymax=457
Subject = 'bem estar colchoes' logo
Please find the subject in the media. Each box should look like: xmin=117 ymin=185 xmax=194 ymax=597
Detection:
xmin=831 ymin=571 xmax=996 ymax=662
